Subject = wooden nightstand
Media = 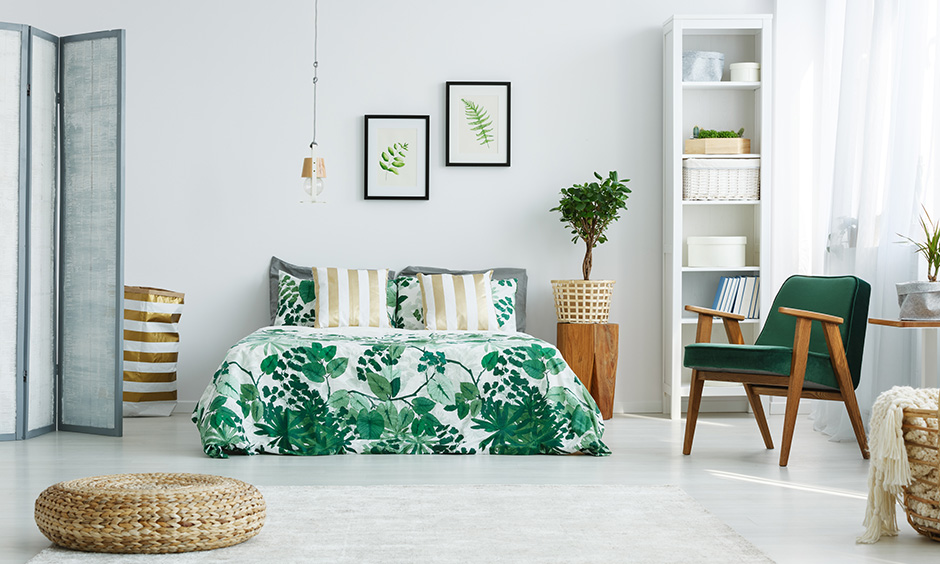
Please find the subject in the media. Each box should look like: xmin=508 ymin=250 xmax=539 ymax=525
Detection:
xmin=556 ymin=323 xmax=618 ymax=419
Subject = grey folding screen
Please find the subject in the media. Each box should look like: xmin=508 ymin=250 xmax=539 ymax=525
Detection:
xmin=0 ymin=23 xmax=124 ymax=440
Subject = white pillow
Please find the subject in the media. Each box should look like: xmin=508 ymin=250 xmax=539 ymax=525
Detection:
xmin=313 ymin=267 xmax=391 ymax=328
xmin=418 ymin=271 xmax=500 ymax=331
xmin=274 ymin=270 xmax=317 ymax=327
xmin=491 ymin=278 xmax=518 ymax=332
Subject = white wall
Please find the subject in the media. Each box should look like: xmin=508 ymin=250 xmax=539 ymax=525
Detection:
xmin=4 ymin=0 xmax=773 ymax=413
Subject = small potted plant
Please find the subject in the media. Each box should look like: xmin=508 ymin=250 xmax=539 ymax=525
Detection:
xmin=897 ymin=206 xmax=940 ymax=320
xmin=684 ymin=126 xmax=750 ymax=154
xmin=550 ymin=171 xmax=632 ymax=323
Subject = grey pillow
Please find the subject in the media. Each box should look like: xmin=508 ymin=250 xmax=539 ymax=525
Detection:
xmin=397 ymin=266 xmax=528 ymax=332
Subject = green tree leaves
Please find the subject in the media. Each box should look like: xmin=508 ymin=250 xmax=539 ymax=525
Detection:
xmin=461 ymin=98 xmax=495 ymax=147
xmin=379 ymin=142 xmax=409 ymax=177
xmin=550 ymin=170 xmax=632 ymax=279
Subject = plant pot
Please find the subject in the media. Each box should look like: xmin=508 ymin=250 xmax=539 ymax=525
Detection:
xmin=897 ymin=281 xmax=940 ymax=320
xmin=551 ymin=280 xmax=615 ymax=323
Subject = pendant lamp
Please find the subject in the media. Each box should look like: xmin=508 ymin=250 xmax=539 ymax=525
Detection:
xmin=302 ymin=0 xmax=326 ymax=203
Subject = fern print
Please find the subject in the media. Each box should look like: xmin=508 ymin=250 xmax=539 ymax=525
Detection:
xmin=379 ymin=142 xmax=409 ymax=179
xmin=462 ymin=98 xmax=495 ymax=147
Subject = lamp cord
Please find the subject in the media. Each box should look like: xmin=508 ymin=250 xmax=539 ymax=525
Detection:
xmin=311 ymin=0 xmax=319 ymax=149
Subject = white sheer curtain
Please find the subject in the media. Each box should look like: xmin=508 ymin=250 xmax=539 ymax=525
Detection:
xmin=812 ymin=0 xmax=940 ymax=439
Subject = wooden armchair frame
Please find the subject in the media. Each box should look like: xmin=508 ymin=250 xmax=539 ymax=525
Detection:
xmin=682 ymin=305 xmax=869 ymax=467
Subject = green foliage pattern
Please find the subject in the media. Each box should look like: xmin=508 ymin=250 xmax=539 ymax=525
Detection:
xmin=275 ymin=272 xmax=317 ymax=327
xmin=192 ymin=327 xmax=609 ymax=458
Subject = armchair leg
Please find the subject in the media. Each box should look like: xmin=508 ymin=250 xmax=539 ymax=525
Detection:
xmin=780 ymin=317 xmax=812 ymax=467
xmin=822 ymin=323 xmax=870 ymax=459
xmin=683 ymin=370 xmax=705 ymax=455
xmin=744 ymin=384 xmax=774 ymax=449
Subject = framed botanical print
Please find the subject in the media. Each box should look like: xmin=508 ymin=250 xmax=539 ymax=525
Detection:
xmin=363 ymin=115 xmax=430 ymax=200
xmin=445 ymin=81 xmax=511 ymax=166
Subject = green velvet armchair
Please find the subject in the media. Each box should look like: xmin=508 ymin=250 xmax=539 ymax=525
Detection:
xmin=682 ymin=275 xmax=871 ymax=466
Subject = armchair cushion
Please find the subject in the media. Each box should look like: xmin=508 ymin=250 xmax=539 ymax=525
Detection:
xmin=754 ymin=275 xmax=870 ymax=387
xmin=684 ymin=343 xmax=840 ymax=390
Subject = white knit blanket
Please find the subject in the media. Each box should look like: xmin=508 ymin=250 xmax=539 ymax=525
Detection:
xmin=857 ymin=386 xmax=939 ymax=543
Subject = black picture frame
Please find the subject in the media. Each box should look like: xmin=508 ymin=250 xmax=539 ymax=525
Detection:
xmin=445 ymin=81 xmax=511 ymax=167
xmin=363 ymin=115 xmax=430 ymax=200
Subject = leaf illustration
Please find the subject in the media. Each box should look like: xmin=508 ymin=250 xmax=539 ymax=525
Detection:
xmin=378 ymin=141 xmax=409 ymax=178
xmin=461 ymin=98 xmax=495 ymax=147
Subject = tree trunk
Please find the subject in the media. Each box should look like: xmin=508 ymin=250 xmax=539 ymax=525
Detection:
xmin=582 ymin=241 xmax=593 ymax=280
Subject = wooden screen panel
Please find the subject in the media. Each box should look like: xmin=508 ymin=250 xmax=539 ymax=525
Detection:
xmin=27 ymin=29 xmax=58 ymax=437
xmin=58 ymin=30 xmax=124 ymax=436
xmin=0 ymin=24 xmax=27 ymax=439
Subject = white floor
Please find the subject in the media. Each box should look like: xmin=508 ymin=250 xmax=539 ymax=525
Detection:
xmin=2 ymin=412 xmax=937 ymax=563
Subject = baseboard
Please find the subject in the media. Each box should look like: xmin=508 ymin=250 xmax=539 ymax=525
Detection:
xmin=767 ymin=397 xmax=810 ymax=415
xmin=174 ymin=401 xmax=197 ymax=414
xmin=615 ymin=401 xmax=664 ymax=414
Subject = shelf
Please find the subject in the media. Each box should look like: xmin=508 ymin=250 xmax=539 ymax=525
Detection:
xmin=682 ymin=266 xmax=760 ymax=272
xmin=683 ymin=81 xmax=761 ymax=91
xmin=682 ymin=199 xmax=760 ymax=206
xmin=682 ymin=153 xmax=760 ymax=159
xmin=663 ymin=14 xmax=772 ymax=419
xmin=681 ymin=317 xmax=760 ymax=325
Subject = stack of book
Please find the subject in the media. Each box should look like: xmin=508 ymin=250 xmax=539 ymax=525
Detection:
xmin=711 ymin=276 xmax=760 ymax=318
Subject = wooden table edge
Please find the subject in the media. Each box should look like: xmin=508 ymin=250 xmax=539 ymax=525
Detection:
xmin=869 ymin=317 xmax=940 ymax=328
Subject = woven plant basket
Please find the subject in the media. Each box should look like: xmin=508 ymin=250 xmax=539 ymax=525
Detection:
xmin=34 ymin=473 xmax=266 ymax=554
xmin=901 ymin=389 xmax=940 ymax=542
xmin=551 ymin=280 xmax=615 ymax=323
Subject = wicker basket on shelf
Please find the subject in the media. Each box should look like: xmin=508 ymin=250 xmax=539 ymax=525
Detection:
xmin=551 ymin=280 xmax=615 ymax=323
xmin=682 ymin=158 xmax=760 ymax=200
xmin=901 ymin=389 xmax=940 ymax=542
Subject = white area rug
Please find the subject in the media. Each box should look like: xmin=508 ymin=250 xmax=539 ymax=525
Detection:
xmin=29 ymin=484 xmax=772 ymax=563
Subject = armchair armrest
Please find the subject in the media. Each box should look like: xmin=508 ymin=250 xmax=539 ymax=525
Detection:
xmin=778 ymin=307 xmax=843 ymax=325
xmin=684 ymin=305 xmax=746 ymax=321
xmin=684 ymin=305 xmax=745 ymax=344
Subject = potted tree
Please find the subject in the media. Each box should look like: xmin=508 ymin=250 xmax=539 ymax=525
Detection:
xmin=550 ymin=171 xmax=632 ymax=323
xmin=897 ymin=206 xmax=940 ymax=320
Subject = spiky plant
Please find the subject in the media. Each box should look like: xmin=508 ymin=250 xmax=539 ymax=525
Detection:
xmin=899 ymin=206 xmax=940 ymax=282
xmin=550 ymin=171 xmax=632 ymax=280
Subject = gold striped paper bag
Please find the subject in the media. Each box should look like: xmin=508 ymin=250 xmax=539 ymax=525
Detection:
xmin=122 ymin=286 xmax=185 ymax=417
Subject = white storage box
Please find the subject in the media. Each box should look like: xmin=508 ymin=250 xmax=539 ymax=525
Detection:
xmin=683 ymin=158 xmax=760 ymax=200
xmin=730 ymin=62 xmax=760 ymax=82
xmin=687 ymin=236 xmax=747 ymax=268
xmin=682 ymin=51 xmax=724 ymax=81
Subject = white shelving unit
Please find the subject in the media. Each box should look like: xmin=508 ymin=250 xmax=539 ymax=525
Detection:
xmin=662 ymin=15 xmax=773 ymax=419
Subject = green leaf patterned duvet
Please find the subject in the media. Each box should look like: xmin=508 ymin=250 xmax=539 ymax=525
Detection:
xmin=193 ymin=327 xmax=610 ymax=458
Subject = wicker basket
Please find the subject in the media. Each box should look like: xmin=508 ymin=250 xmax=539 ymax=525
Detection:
xmin=682 ymin=158 xmax=760 ymax=200
xmin=901 ymin=389 xmax=940 ymax=542
xmin=34 ymin=473 xmax=266 ymax=553
xmin=551 ymin=280 xmax=615 ymax=323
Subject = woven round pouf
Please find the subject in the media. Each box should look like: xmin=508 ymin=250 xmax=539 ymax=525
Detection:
xmin=34 ymin=473 xmax=265 ymax=554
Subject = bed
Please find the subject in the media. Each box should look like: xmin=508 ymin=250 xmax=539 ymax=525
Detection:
xmin=191 ymin=259 xmax=610 ymax=458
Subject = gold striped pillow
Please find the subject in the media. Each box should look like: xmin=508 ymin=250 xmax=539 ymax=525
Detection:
xmin=418 ymin=271 xmax=500 ymax=331
xmin=313 ymin=267 xmax=391 ymax=328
